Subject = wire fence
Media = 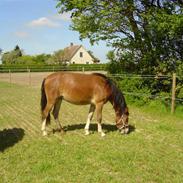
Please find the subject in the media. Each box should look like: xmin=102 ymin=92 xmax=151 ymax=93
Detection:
xmin=0 ymin=69 xmax=182 ymax=113
xmin=108 ymin=73 xmax=183 ymax=114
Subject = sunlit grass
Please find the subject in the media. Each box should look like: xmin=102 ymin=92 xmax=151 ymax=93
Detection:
xmin=0 ymin=82 xmax=183 ymax=183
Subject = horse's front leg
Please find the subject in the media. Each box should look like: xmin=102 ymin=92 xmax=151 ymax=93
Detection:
xmin=96 ymin=103 xmax=105 ymax=137
xmin=84 ymin=104 xmax=95 ymax=135
xmin=41 ymin=119 xmax=47 ymax=136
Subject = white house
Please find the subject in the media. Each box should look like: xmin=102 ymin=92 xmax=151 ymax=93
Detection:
xmin=62 ymin=43 xmax=99 ymax=64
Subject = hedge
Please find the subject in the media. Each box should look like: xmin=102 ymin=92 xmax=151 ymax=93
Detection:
xmin=0 ymin=64 xmax=107 ymax=73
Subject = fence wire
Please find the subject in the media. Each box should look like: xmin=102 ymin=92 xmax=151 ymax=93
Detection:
xmin=108 ymin=73 xmax=183 ymax=105
xmin=0 ymin=71 xmax=182 ymax=104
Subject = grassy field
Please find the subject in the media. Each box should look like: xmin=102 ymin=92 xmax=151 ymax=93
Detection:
xmin=0 ymin=81 xmax=183 ymax=183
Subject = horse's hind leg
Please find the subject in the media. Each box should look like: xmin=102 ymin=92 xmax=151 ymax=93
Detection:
xmin=84 ymin=104 xmax=95 ymax=135
xmin=96 ymin=103 xmax=105 ymax=137
xmin=52 ymin=98 xmax=64 ymax=132
xmin=41 ymin=102 xmax=53 ymax=136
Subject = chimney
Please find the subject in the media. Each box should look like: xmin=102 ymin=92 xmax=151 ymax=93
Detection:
xmin=70 ymin=42 xmax=73 ymax=47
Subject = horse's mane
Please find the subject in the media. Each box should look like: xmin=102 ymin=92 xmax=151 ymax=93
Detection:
xmin=92 ymin=73 xmax=108 ymax=79
xmin=92 ymin=73 xmax=127 ymax=113
xmin=112 ymin=84 xmax=127 ymax=113
xmin=107 ymin=77 xmax=127 ymax=113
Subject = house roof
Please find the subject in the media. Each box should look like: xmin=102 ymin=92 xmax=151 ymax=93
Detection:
xmin=63 ymin=44 xmax=82 ymax=61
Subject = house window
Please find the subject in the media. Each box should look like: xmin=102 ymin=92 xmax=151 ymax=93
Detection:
xmin=86 ymin=62 xmax=89 ymax=64
xmin=80 ymin=52 xmax=83 ymax=57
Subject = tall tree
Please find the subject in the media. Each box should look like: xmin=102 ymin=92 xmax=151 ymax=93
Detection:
xmin=2 ymin=45 xmax=23 ymax=64
xmin=46 ymin=49 xmax=65 ymax=65
xmin=14 ymin=45 xmax=22 ymax=57
xmin=56 ymin=0 xmax=183 ymax=74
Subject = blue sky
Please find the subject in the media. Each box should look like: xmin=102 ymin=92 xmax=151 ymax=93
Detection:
xmin=0 ymin=0 xmax=111 ymax=63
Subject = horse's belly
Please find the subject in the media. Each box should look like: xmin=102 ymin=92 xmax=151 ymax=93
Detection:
xmin=62 ymin=93 xmax=92 ymax=105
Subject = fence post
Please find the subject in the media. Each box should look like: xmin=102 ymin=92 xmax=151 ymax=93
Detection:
xmin=82 ymin=67 xmax=85 ymax=73
xmin=9 ymin=69 xmax=11 ymax=84
xmin=171 ymin=73 xmax=176 ymax=114
xmin=28 ymin=69 xmax=31 ymax=86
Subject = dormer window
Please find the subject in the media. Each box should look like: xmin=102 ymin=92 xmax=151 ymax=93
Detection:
xmin=80 ymin=52 xmax=83 ymax=57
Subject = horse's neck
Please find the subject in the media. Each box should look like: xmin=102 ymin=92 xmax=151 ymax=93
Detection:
xmin=109 ymin=91 xmax=121 ymax=115
xmin=109 ymin=84 xmax=125 ymax=116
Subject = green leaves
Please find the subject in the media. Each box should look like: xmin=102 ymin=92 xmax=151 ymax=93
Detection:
xmin=57 ymin=0 xmax=183 ymax=75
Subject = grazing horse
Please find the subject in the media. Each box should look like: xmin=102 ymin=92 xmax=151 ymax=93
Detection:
xmin=41 ymin=72 xmax=129 ymax=137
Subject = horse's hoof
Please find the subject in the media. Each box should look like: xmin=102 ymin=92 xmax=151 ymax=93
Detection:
xmin=60 ymin=129 xmax=66 ymax=135
xmin=42 ymin=131 xmax=48 ymax=136
xmin=85 ymin=130 xmax=90 ymax=135
xmin=120 ymin=128 xmax=129 ymax=135
xmin=101 ymin=132 xmax=106 ymax=137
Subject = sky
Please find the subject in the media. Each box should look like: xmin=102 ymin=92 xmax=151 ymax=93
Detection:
xmin=0 ymin=0 xmax=111 ymax=63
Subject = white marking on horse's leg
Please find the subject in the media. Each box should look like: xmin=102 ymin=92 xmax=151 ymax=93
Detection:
xmin=98 ymin=123 xmax=105 ymax=137
xmin=84 ymin=111 xmax=93 ymax=135
xmin=84 ymin=105 xmax=95 ymax=135
xmin=43 ymin=130 xmax=48 ymax=136
xmin=41 ymin=119 xmax=47 ymax=136
xmin=85 ymin=130 xmax=90 ymax=136
xmin=96 ymin=103 xmax=105 ymax=137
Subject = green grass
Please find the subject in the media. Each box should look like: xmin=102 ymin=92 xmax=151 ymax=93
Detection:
xmin=0 ymin=81 xmax=183 ymax=183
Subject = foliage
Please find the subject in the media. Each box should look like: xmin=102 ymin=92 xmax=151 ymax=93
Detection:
xmin=33 ymin=54 xmax=51 ymax=64
xmin=56 ymin=0 xmax=183 ymax=74
xmin=2 ymin=45 xmax=23 ymax=64
xmin=14 ymin=55 xmax=35 ymax=65
xmin=0 ymin=63 xmax=106 ymax=72
xmin=46 ymin=49 xmax=65 ymax=65
xmin=57 ymin=0 xmax=183 ymax=74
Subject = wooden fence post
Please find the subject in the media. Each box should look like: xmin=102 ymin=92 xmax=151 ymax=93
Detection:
xmin=171 ymin=73 xmax=176 ymax=114
xmin=9 ymin=69 xmax=11 ymax=84
xmin=28 ymin=69 xmax=31 ymax=86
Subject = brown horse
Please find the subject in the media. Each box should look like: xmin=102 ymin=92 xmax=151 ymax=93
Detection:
xmin=41 ymin=72 xmax=129 ymax=137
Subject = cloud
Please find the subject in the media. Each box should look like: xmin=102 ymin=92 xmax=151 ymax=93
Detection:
xmin=28 ymin=17 xmax=60 ymax=28
xmin=14 ymin=31 xmax=29 ymax=38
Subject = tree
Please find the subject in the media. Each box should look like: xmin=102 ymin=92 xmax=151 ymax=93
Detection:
xmin=56 ymin=0 xmax=183 ymax=74
xmin=15 ymin=55 xmax=35 ymax=65
xmin=33 ymin=54 xmax=51 ymax=64
xmin=46 ymin=49 xmax=65 ymax=65
xmin=2 ymin=45 xmax=23 ymax=64
xmin=14 ymin=45 xmax=22 ymax=57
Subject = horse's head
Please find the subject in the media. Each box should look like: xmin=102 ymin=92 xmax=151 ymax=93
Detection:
xmin=116 ymin=107 xmax=129 ymax=134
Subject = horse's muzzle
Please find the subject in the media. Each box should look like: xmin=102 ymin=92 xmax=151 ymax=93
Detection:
xmin=120 ymin=126 xmax=129 ymax=134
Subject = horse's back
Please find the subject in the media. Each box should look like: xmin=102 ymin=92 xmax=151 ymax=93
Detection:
xmin=44 ymin=72 xmax=111 ymax=105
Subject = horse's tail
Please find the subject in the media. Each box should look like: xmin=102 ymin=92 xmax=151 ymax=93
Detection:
xmin=41 ymin=78 xmax=50 ymax=124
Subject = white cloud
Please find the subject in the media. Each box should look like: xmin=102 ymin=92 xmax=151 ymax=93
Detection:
xmin=28 ymin=17 xmax=60 ymax=28
xmin=14 ymin=31 xmax=29 ymax=38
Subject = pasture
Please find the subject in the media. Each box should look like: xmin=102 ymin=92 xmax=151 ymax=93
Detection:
xmin=0 ymin=72 xmax=183 ymax=183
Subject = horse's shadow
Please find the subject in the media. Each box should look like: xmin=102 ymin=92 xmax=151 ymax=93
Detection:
xmin=62 ymin=123 xmax=135 ymax=134
xmin=0 ymin=128 xmax=25 ymax=152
